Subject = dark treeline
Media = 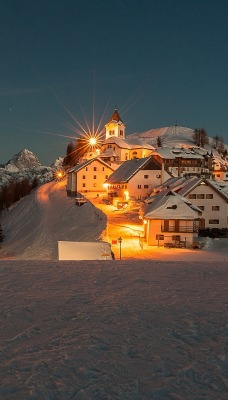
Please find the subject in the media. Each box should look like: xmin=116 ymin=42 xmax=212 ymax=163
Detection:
xmin=0 ymin=176 xmax=39 ymax=212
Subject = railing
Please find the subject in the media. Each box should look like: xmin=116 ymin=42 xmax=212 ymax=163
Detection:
xmin=161 ymin=226 xmax=198 ymax=233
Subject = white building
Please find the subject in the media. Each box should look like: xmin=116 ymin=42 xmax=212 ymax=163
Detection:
xmin=143 ymin=191 xmax=202 ymax=247
xmin=66 ymin=157 xmax=114 ymax=197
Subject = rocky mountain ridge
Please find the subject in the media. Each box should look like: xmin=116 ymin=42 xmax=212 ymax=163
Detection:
xmin=0 ymin=149 xmax=58 ymax=189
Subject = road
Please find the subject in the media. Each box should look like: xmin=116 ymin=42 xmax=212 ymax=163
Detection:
xmin=85 ymin=192 xmax=228 ymax=262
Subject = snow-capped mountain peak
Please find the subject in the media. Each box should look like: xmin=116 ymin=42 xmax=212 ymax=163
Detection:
xmin=5 ymin=149 xmax=41 ymax=172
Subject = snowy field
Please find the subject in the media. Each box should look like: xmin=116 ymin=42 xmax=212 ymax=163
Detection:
xmin=0 ymin=181 xmax=227 ymax=399
xmin=0 ymin=260 xmax=227 ymax=399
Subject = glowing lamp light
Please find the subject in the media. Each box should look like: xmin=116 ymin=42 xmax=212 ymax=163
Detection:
xmin=57 ymin=172 xmax=63 ymax=178
xmin=103 ymin=182 xmax=109 ymax=190
xmin=143 ymin=219 xmax=148 ymax=224
xmin=89 ymin=137 xmax=97 ymax=146
xmin=124 ymin=190 xmax=129 ymax=201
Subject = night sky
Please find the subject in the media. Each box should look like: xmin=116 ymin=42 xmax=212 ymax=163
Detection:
xmin=1 ymin=0 xmax=228 ymax=165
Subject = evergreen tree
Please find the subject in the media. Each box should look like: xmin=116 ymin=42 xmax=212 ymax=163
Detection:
xmin=213 ymin=135 xmax=220 ymax=149
xmin=193 ymin=128 xmax=209 ymax=147
xmin=63 ymin=141 xmax=76 ymax=167
xmin=0 ymin=223 xmax=4 ymax=242
xmin=217 ymin=136 xmax=225 ymax=154
xmin=157 ymin=136 xmax=162 ymax=147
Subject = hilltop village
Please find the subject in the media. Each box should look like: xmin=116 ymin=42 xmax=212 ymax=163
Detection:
xmin=66 ymin=110 xmax=228 ymax=249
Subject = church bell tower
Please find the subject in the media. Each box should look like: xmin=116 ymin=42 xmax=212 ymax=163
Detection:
xmin=105 ymin=109 xmax=126 ymax=140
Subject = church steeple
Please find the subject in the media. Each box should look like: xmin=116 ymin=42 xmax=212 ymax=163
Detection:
xmin=105 ymin=109 xmax=126 ymax=140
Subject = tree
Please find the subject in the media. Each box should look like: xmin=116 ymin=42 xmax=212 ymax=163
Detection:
xmin=217 ymin=136 xmax=225 ymax=154
xmin=63 ymin=138 xmax=88 ymax=167
xmin=213 ymin=135 xmax=220 ymax=149
xmin=157 ymin=136 xmax=162 ymax=147
xmin=63 ymin=142 xmax=76 ymax=167
xmin=193 ymin=128 xmax=209 ymax=148
xmin=0 ymin=223 xmax=4 ymax=242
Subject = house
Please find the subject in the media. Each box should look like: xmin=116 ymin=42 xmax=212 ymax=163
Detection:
xmin=147 ymin=177 xmax=228 ymax=229
xmin=106 ymin=156 xmax=171 ymax=206
xmin=66 ymin=157 xmax=114 ymax=197
xmin=143 ymin=191 xmax=202 ymax=247
xmin=151 ymin=147 xmax=213 ymax=178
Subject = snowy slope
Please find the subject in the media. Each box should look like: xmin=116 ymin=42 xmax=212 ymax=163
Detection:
xmin=0 ymin=180 xmax=106 ymax=260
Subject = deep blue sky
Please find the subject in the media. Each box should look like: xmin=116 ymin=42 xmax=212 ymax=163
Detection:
xmin=1 ymin=0 xmax=228 ymax=165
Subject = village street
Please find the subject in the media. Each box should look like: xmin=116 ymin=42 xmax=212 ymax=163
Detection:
xmin=84 ymin=192 xmax=228 ymax=262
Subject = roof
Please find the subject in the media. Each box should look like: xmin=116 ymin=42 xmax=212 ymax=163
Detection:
xmin=147 ymin=176 xmax=228 ymax=203
xmin=102 ymin=136 xmax=132 ymax=149
xmin=67 ymin=157 xmax=114 ymax=174
xmin=102 ymin=136 xmax=154 ymax=151
xmin=144 ymin=191 xmax=201 ymax=220
xmin=107 ymin=156 xmax=162 ymax=184
xmin=107 ymin=109 xmax=123 ymax=124
xmin=152 ymin=147 xmax=205 ymax=160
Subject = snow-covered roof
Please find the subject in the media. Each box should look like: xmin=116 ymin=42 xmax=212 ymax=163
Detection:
xmin=144 ymin=191 xmax=201 ymax=220
xmin=152 ymin=147 xmax=205 ymax=160
xmin=107 ymin=156 xmax=161 ymax=183
xmin=102 ymin=136 xmax=154 ymax=151
xmin=102 ymin=137 xmax=131 ymax=149
xmin=67 ymin=157 xmax=114 ymax=174
xmin=148 ymin=176 xmax=228 ymax=202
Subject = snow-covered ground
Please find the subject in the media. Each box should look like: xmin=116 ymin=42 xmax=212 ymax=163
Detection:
xmin=0 ymin=181 xmax=227 ymax=399
xmin=0 ymin=260 xmax=227 ymax=399
xmin=0 ymin=179 xmax=227 ymax=261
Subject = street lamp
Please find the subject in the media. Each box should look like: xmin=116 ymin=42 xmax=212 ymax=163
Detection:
xmin=118 ymin=237 xmax=122 ymax=260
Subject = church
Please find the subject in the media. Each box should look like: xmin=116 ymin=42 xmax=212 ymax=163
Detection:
xmin=83 ymin=109 xmax=154 ymax=166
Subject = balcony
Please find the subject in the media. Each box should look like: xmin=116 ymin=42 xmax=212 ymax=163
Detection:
xmin=161 ymin=225 xmax=198 ymax=233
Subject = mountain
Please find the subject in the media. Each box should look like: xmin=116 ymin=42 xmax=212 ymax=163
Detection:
xmin=0 ymin=149 xmax=55 ymax=189
xmin=5 ymin=149 xmax=41 ymax=172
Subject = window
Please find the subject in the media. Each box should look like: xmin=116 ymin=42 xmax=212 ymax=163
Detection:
xmin=82 ymin=175 xmax=86 ymax=179
xmin=206 ymin=194 xmax=213 ymax=199
xmin=212 ymin=206 xmax=220 ymax=211
xmin=209 ymin=219 xmax=219 ymax=224
xmin=105 ymin=175 xmax=108 ymax=179
xmin=144 ymin=175 xmax=149 ymax=179
xmin=85 ymin=167 xmax=88 ymax=171
xmin=144 ymin=185 xmax=149 ymax=189
xmin=156 ymin=235 xmax=164 ymax=240
xmin=138 ymin=185 xmax=141 ymax=189
xmin=82 ymin=183 xmax=86 ymax=187
xmin=93 ymin=175 xmax=96 ymax=179
xmin=120 ymin=130 xmax=123 ymax=136
xmin=102 ymin=167 xmax=105 ymax=171
xmin=198 ymin=206 xmax=204 ymax=211
xmin=93 ymin=183 xmax=97 ymax=187
xmin=197 ymin=194 xmax=205 ymax=199
xmin=189 ymin=194 xmax=196 ymax=199
xmin=93 ymin=167 xmax=97 ymax=171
